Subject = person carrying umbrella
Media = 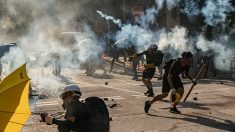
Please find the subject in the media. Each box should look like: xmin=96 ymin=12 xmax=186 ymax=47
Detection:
xmin=144 ymin=51 xmax=197 ymax=114
xmin=41 ymin=84 xmax=91 ymax=132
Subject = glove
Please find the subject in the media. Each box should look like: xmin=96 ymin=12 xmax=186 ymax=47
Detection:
xmin=45 ymin=115 xmax=54 ymax=125
xmin=40 ymin=113 xmax=53 ymax=125
xmin=40 ymin=113 xmax=48 ymax=122
xmin=192 ymin=79 xmax=197 ymax=85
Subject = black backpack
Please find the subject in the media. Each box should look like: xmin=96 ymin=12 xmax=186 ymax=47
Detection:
xmin=147 ymin=50 xmax=163 ymax=66
xmin=163 ymin=59 xmax=177 ymax=70
xmin=155 ymin=50 xmax=163 ymax=66
xmin=85 ymin=97 xmax=110 ymax=132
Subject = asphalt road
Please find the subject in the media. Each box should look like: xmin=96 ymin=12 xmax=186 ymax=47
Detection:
xmin=22 ymin=69 xmax=235 ymax=132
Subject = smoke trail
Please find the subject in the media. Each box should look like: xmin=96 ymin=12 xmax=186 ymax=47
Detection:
xmin=96 ymin=10 xmax=122 ymax=27
xmin=202 ymin=0 xmax=234 ymax=26
xmin=115 ymin=24 xmax=157 ymax=50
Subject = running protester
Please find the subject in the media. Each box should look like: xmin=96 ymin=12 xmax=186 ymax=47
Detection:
xmin=144 ymin=51 xmax=197 ymax=114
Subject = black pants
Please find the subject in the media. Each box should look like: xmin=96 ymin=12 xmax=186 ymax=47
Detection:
xmin=142 ymin=68 xmax=155 ymax=79
xmin=162 ymin=74 xmax=183 ymax=93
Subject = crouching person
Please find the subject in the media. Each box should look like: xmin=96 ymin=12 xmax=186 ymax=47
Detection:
xmin=41 ymin=84 xmax=110 ymax=132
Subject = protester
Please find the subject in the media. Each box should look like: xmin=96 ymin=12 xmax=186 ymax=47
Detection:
xmin=131 ymin=44 xmax=163 ymax=97
xmin=144 ymin=51 xmax=197 ymax=114
xmin=41 ymin=85 xmax=91 ymax=132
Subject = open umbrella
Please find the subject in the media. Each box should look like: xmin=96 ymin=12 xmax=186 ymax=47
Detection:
xmin=0 ymin=63 xmax=31 ymax=132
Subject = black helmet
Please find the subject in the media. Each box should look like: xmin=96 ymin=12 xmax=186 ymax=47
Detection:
xmin=181 ymin=51 xmax=193 ymax=58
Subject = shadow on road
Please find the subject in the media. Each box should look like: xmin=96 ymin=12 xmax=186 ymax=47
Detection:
xmin=147 ymin=113 xmax=235 ymax=131
xmin=180 ymin=101 xmax=209 ymax=110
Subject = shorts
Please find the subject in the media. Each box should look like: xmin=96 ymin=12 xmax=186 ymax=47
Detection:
xmin=162 ymin=75 xmax=183 ymax=93
xmin=142 ymin=68 xmax=155 ymax=79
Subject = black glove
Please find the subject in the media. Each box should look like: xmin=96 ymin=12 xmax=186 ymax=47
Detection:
xmin=192 ymin=79 xmax=197 ymax=85
xmin=40 ymin=113 xmax=48 ymax=122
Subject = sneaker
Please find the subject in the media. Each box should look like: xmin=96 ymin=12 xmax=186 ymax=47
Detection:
xmin=144 ymin=100 xmax=151 ymax=113
xmin=132 ymin=77 xmax=138 ymax=80
xmin=144 ymin=90 xmax=150 ymax=95
xmin=170 ymin=107 xmax=181 ymax=114
xmin=147 ymin=91 xmax=154 ymax=97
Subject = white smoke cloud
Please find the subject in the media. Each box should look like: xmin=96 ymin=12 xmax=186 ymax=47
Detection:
xmin=155 ymin=0 xmax=165 ymax=11
xmin=155 ymin=0 xmax=180 ymax=10
xmin=0 ymin=47 xmax=28 ymax=75
xmin=202 ymin=0 xmax=234 ymax=26
xmin=115 ymin=24 xmax=157 ymax=50
xmin=195 ymin=35 xmax=232 ymax=70
xmin=158 ymin=26 xmax=189 ymax=57
xmin=181 ymin=0 xmax=201 ymax=19
xmin=139 ymin=7 xmax=157 ymax=28
xmin=0 ymin=0 xmax=105 ymax=95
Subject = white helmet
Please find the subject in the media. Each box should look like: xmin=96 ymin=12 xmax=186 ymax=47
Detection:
xmin=60 ymin=84 xmax=82 ymax=98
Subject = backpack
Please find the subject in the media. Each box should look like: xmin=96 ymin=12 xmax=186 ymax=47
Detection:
xmin=163 ymin=59 xmax=176 ymax=70
xmin=154 ymin=50 xmax=163 ymax=66
xmin=85 ymin=97 xmax=110 ymax=132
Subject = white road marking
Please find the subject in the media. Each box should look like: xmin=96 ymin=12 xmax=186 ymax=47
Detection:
xmin=193 ymin=87 xmax=235 ymax=93
xmin=35 ymin=101 xmax=58 ymax=105
xmin=35 ymin=101 xmax=59 ymax=107
xmin=114 ymin=79 xmax=141 ymax=86
xmin=36 ymin=103 xmax=59 ymax=107
xmin=131 ymin=95 xmax=146 ymax=98
xmin=98 ymin=84 xmax=143 ymax=95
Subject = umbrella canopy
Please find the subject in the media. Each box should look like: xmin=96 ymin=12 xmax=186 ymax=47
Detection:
xmin=0 ymin=63 xmax=31 ymax=132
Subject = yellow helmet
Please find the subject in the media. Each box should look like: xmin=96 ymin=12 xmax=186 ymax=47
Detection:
xmin=170 ymin=89 xmax=181 ymax=103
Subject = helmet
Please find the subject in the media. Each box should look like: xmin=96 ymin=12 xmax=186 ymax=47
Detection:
xmin=60 ymin=84 xmax=82 ymax=98
xmin=147 ymin=44 xmax=158 ymax=53
xmin=170 ymin=90 xmax=181 ymax=103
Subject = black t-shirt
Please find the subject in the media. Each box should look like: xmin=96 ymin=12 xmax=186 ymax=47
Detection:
xmin=53 ymin=99 xmax=91 ymax=132
xmin=66 ymin=100 xmax=87 ymax=119
xmin=166 ymin=58 xmax=190 ymax=77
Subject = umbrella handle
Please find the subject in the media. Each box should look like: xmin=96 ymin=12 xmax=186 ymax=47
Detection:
xmin=183 ymin=63 xmax=206 ymax=102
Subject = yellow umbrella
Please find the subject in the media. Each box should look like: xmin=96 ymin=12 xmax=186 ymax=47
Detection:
xmin=0 ymin=63 xmax=31 ymax=132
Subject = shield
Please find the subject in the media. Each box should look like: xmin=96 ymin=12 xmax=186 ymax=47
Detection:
xmin=0 ymin=63 xmax=31 ymax=132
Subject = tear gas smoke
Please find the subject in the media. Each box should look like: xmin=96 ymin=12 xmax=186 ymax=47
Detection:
xmin=0 ymin=47 xmax=28 ymax=75
xmin=196 ymin=35 xmax=233 ymax=70
xmin=181 ymin=0 xmax=234 ymax=26
xmin=180 ymin=0 xmax=201 ymax=20
xmin=96 ymin=10 xmax=122 ymax=27
xmin=115 ymin=24 xmax=157 ymax=50
xmin=158 ymin=26 xmax=190 ymax=57
xmin=202 ymin=0 xmax=234 ymax=26
xmin=0 ymin=0 xmax=104 ymax=96
xmin=155 ymin=0 xmax=180 ymax=10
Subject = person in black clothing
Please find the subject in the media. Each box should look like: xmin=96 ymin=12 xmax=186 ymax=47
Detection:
xmin=144 ymin=51 xmax=197 ymax=114
xmin=135 ymin=44 xmax=163 ymax=97
xmin=201 ymin=55 xmax=217 ymax=78
xmin=42 ymin=84 xmax=91 ymax=132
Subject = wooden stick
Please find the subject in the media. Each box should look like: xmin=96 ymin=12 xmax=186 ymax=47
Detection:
xmin=183 ymin=63 xmax=206 ymax=102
